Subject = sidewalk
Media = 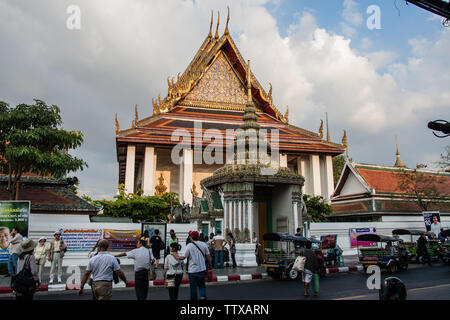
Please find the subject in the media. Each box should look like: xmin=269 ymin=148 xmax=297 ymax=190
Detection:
xmin=0 ymin=255 xmax=362 ymax=293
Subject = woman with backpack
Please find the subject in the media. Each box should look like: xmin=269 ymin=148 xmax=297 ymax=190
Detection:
xmin=13 ymin=239 xmax=40 ymax=300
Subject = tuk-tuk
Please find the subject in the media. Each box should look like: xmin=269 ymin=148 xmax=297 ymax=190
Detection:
xmin=262 ymin=232 xmax=311 ymax=280
xmin=357 ymin=234 xmax=408 ymax=273
xmin=438 ymin=229 xmax=450 ymax=265
xmin=392 ymin=229 xmax=440 ymax=262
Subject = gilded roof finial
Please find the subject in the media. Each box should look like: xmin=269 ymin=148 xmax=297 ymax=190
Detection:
xmin=131 ymin=120 xmax=135 ymax=128
xmin=326 ymin=112 xmax=330 ymax=142
xmin=284 ymin=105 xmax=289 ymax=123
xmin=394 ymin=137 xmax=406 ymax=168
xmin=224 ymin=6 xmax=230 ymax=35
xmin=214 ymin=11 xmax=220 ymax=39
xmin=134 ymin=104 xmax=139 ymax=125
xmin=208 ymin=11 xmax=213 ymax=39
xmin=115 ymin=113 xmax=120 ymax=134
xmin=342 ymin=130 xmax=349 ymax=160
xmin=192 ymin=183 xmax=199 ymax=197
xmin=318 ymin=119 xmax=324 ymax=139
xmin=268 ymin=83 xmax=273 ymax=102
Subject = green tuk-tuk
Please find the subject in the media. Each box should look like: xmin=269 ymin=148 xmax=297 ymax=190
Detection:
xmin=392 ymin=229 xmax=440 ymax=262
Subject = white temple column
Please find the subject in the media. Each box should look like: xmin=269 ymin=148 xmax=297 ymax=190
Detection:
xmin=310 ymin=154 xmax=322 ymax=197
xmin=293 ymin=201 xmax=299 ymax=232
xmin=179 ymin=148 xmax=193 ymax=205
xmin=280 ymin=153 xmax=288 ymax=168
xmin=223 ymin=201 xmax=228 ymax=231
xmin=248 ymin=200 xmax=253 ymax=243
xmin=124 ymin=145 xmax=136 ymax=194
xmin=325 ymin=155 xmax=334 ymax=201
xmin=142 ymin=146 xmax=155 ymax=196
xmin=238 ymin=201 xmax=242 ymax=232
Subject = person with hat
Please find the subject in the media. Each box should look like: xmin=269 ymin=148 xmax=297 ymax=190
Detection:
xmin=14 ymin=239 xmax=40 ymax=300
xmin=178 ymin=231 xmax=212 ymax=300
xmin=33 ymin=237 xmax=48 ymax=282
xmin=48 ymin=231 xmax=67 ymax=284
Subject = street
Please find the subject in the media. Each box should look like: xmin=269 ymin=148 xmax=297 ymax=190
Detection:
xmin=0 ymin=264 xmax=448 ymax=300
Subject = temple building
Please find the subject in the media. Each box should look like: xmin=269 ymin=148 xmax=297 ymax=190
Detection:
xmin=331 ymin=145 xmax=450 ymax=222
xmin=115 ymin=10 xmax=346 ymax=250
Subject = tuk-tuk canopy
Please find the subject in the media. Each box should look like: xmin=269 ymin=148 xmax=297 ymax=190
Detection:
xmin=440 ymin=229 xmax=450 ymax=238
xmin=262 ymin=232 xmax=310 ymax=244
xmin=392 ymin=229 xmax=431 ymax=236
xmin=356 ymin=234 xmax=399 ymax=242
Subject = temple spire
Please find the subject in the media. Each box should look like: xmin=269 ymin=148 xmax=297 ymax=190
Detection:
xmin=224 ymin=6 xmax=230 ymax=35
xmin=342 ymin=130 xmax=349 ymax=160
xmin=115 ymin=113 xmax=120 ymax=134
xmin=208 ymin=11 xmax=213 ymax=39
xmin=326 ymin=112 xmax=330 ymax=142
xmin=214 ymin=11 xmax=220 ymax=39
xmin=394 ymin=140 xmax=406 ymax=168
xmin=247 ymin=60 xmax=252 ymax=103
xmin=134 ymin=104 xmax=139 ymax=125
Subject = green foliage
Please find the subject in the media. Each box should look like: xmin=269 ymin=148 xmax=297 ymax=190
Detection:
xmin=99 ymin=184 xmax=180 ymax=222
xmin=304 ymin=194 xmax=332 ymax=222
xmin=438 ymin=146 xmax=450 ymax=172
xmin=0 ymin=99 xmax=87 ymax=199
xmin=332 ymin=155 xmax=352 ymax=186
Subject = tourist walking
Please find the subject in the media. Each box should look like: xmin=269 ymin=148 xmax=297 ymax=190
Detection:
xmin=227 ymin=232 xmax=237 ymax=268
xmin=212 ymin=230 xmax=225 ymax=269
xmin=115 ymin=239 xmax=153 ymax=300
xmin=141 ymin=230 xmax=150 ymax=248
xmin=179 ymin=231 xmax=212 ymax=300
xmin=8 ymin=227 xmax=23 ymax=276
xmin=417 ymin=233 xmax=431 ymax=266
xmin=48 ymin=231 xmax=67 ymax=284
xmin=78 ymin=240 xmax=128 ymax=300
xmin=150 ymin=229 xmax=165 ymax=269
xmin=299 ymin=241 xmax=318 ymax=297
xmin=33 ymin=237 xmax=48 ymax=282
xmin=252 ymin=232 xmax=260 ymax=265
xmin=167 ymin=230 xmax=178 ymax=255
xmin=163 ymin=242 xmax=185 ymax=300
xmin=13 ymin=239 xmax=39 ymax=300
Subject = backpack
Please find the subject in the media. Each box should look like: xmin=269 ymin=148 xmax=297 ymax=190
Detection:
xmin=11 ymin=255 xmax=36 ymax=295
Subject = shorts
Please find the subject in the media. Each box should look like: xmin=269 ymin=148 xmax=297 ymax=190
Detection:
xmin=302 ymin=269 xmax=313 ymax=283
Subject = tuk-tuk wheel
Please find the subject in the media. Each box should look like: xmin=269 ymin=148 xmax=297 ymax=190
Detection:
xmin=286 ymin=267 xmax=300 ymax=281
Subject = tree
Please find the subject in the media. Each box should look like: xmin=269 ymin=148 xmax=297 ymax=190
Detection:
xmin=397 ymin=164 xmax=445 ymax=211
xmin=99 ymin=184 xmax=180 ymax=222
xmin=437 ymin=145 xmax=450 ymax=172
xmin=304 ymin=194 xmax=332 ymax=222
xmin=332 ymin=155 xmax=352 ymax=186
xmin=0 ymin=100 xmax=87 ymax=199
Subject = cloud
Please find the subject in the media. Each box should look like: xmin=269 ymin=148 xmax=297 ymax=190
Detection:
xmin=0 ymin=0 xmax=448 ymax=198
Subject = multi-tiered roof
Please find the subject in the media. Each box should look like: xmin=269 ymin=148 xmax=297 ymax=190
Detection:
xmin=116 ymin=10 xmax=345 ymax=184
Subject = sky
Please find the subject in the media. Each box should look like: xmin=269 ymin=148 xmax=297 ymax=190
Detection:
xmin=0 ymin=0 xmax=449 ymax=199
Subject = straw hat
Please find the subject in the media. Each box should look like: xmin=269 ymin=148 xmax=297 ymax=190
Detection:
xmin=38 ymin=237 xmax=47 ymax=243
xmin=21 ymin=239 xmax=37 ymax=253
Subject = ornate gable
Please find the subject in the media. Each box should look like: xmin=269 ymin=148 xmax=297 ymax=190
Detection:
xmin=182 ymin=52 xmax=249 ymax=109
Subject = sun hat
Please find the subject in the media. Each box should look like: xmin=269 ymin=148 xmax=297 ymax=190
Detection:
xmin=21 ymin=239 xmax=37 ymax=253
xmin=38 ymin=237 xmax=47 ymax=242
xmin=54 ymin=230 xmax=61 ymax=235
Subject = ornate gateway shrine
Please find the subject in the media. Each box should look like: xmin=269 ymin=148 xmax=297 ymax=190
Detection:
xmin=115 ymin=12 xmax=346 ymax=252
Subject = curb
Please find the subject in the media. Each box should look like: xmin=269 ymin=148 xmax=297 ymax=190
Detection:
xmin=0 ymin=266 xmax=362 ymax=294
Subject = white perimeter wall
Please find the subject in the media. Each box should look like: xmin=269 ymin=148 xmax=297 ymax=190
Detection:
xmin=309 ymin=215 xmax=450 ymax=256
xmin=29 ymin=214 xmax=197 ymax=266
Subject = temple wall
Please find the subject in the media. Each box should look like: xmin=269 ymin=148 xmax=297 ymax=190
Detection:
xmin=271 ymin=185 xmax=294 ymax=234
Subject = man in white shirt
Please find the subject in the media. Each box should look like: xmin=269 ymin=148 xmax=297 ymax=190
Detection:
xmin=115 ymin=239 xmax=153 ymax=300
xmin=211 ymin=230 xmax=226 ymax=269
xmin=179 ymin=231 xmax=212 ymax=300
xmin=78 ymin=240 xmax=127 ymax=300
xmin=431 ymin=215 xmax=442 ymax=239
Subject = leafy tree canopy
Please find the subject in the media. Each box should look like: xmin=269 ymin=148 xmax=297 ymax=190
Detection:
xmin=304 ymin=194 xmax=332 ymax=222
xmin=0 ymin=99 xmax=87 ymax=199
xmin=332 ymin=155 xmax=352 ymax=186
xmin=98 ymin=184 xmax=180 ymax=222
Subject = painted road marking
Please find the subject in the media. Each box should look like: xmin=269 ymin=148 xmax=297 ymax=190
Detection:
xmin=334 ymin=283 xmax=450 ymax=300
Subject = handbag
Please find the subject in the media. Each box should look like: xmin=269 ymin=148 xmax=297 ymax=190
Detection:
xmin=11 ymin=255 xmax=36 ymax=295
xmin=293 ymin=256 xmax=306 ymax=272
xmin=165 ymin=277 xmax=176 ymax=288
